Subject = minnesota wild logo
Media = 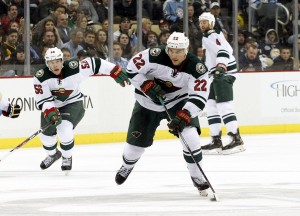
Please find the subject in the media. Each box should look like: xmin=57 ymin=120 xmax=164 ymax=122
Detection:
xmin=51 ymin=88 xmax=73 ymax=102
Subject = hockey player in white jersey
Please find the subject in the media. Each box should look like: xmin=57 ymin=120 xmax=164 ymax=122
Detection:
xmin=33 ymin=47 xmax=129 ymax=173
xmin=199 ymin=12 xmax=245 ymax=155
xmin=0 ymin=92 xmax=21 ymax=118
xmin=115 ymin=32 xmax=211 ymax=196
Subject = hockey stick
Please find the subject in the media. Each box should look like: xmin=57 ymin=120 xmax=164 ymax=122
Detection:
xmin=0 ymin=122 xmax=53 ymax=163
xmin=158 ymin=97 xmax=219 ymax=201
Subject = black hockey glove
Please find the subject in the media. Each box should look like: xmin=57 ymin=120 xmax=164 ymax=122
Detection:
xmin=168 ymin=109 xmax=191 ymax=135
xmin=2 ymin=104 xmax=21 ymax=118
xmin=213 ymin=64 xmax=227 ymax=78
xmin=110 ymin=65 xmax=130 ymax=87
xmin=140 ymin=80 xmax=166 ymax=101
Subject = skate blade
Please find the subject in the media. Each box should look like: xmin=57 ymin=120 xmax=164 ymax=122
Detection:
xmin=198 ymin=189 xmax=208 ymax=197
xmin=202 ymin=148 xmax=222 ymax=155
xmin=222 ymin=145 xmax=246 ymax=155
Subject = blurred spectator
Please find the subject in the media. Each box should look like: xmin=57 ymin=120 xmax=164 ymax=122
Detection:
xmin=32 ymin=0 xmax=60 ymax=24
xmin=158 ymin=19 xmax=170 ymax=32
xmin=147 ymin=39 xmax=158 ymax=49
xmin=142 ymin=0 xmax=153 ymax=19
xmin=1 ymin=29 xmax=19 ymax=64
xmin=94 ymin=0 xmax=108 ymax=24
xmin=158 ymin=30 xmax=171 ymax=46
xmin=237 ymin=30 xmax=247 ymax=56
xmin=58 ymin=0 xmax=68 ymax=9
xmin=152 ymin=0 xmax=165 ymax=22
xmin=81 ymin=30 xmax=97 ymax=57
xmin=56 ymin=13 xmax=71 ymax=43
xmin=34 ymin=23 xmax=63 ymax=50
xmin=19 ymin=30 xmax=42 ymax=64
xmin=61 ymin=28 xmax=84 ymax=58
xmin=196 ymin=47 xmax=205 ymax=61
xmin=113 ymin=16 xmax=137 ymax=48
xmin=77 ymin=49 xmax=91 ymax=60
xmin=68 ymin=0 xmax=80 ymax=29
xmin=0 ymin=0 xmax=12 ymax=16
xmin=170 ymin=3 xmax=202 ymax=54
xmin=118 ymin=32 xmax=136 ymax=60
xmin=142 ymin=18 xmax=153 ymax=47
xmin=114 ymin=0 xmax=138 ymax=21
xmin=163 ymin=0 xmax=184 ymax=24
xmin=101 ymin=19 xmax=109 ymax=32
xmin=144 ymin=30 xmax=159 ymax=49
xmin=61 ymin=47 xmax=71 ymax=60
xmin=239 ymin=44 xmax=262 ymax=72
xmin=261 ymin=29 xmax=281 ymax=59
xmin=9 ymin=44 xmax=26 ymax=76
xmin=78 ymin=0 xmax=99 ymax=24
xmin=271 ymin=47 xmax=294 ymax=71
xmin=1 ymin=4 xmax=20 ymax=33
xmin=32 ymin=4 xmax=67 ymax=38
xmin=94 ymin=29 xmax=108 ymax=59
xmin=36 ymin=30 xmax=62 ymax=53
xmin=113 ymin=41 xmax=128 ymax=68
xmin=76 ymin=15 xmax=89 ymax=33
xmin=210 ymin=1 xmax=230 ymax=39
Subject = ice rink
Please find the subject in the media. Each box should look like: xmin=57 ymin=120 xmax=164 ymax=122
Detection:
xmin=0 ymin=133 xmax=299 ymax=216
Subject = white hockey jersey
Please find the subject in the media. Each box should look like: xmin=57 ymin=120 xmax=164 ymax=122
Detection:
xmin=126 ymin=46 xmax=209 ymax=117
xmin=33 ymin=57 xmax=116 ymax=111
xmin=202 ymin=30 xmax=237 ymax=77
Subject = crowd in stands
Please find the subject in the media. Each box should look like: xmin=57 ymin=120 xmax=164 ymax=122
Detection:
xmin=0 ymin=0 xmax=298 ymax=76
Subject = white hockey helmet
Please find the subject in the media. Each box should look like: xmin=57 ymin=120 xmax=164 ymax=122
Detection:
xmin=166 ymin=32 xmax=189 ymax=55
xmin=199 ymin=12 xmax=215 ymax=28
xmin=45 ymin=47 xmax=64 ymax=67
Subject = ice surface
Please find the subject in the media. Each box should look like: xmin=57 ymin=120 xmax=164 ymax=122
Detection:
xmin=0 ymin=133 xmax=299 ymax=216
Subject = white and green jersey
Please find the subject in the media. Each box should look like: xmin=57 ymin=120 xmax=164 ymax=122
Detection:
xmin=126 ymin=46 xmax=209 ymax=117
xmin=33 ymin=57 xmax=116 ymax=111
xmin=202 ymin=30 xmax=237 ymax=77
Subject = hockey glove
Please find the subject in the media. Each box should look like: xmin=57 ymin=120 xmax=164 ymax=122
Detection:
xmin=213 ymin=64 xmax=227 ymax=78
xmin=44 ymin=107 xmax=62 ymax=126
xmin=2 ymin=104 xmax=21 ymax=118
xmin=140 ymin=80 xmax=166 ymax=101
xmin=110 ymin=65 xmax=130 ymax=87
xmin=168 ymin=109 xmax=191 ymax=135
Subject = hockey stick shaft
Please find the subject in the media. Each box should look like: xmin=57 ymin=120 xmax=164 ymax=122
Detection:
xmin=0 ymin=122 xmax=53 ymax=163
xmin=158 ymin=97 xmax=218 ymax=195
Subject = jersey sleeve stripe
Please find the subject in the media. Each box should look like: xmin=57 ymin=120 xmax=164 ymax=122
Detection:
xmin=94 ymin=58 xmax=101 ymax=75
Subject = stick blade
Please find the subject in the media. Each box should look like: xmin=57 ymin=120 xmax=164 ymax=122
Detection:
xmin=210 ymin=193 xmax=220 ymax=202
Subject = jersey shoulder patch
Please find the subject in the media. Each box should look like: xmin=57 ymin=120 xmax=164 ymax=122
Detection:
xmin=34 ymin=66 xmax=53 ymax=82
xmin=184 ymin=53 xmax=208 ymax=79
xmin=148 ymin=46 xmax=170 ymax=65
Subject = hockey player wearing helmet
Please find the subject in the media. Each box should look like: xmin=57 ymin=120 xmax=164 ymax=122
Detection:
xmin=199 ymin=12 xmax=245 ymax=155
xmin=115 ymin=32 xmax=211 ymax=196
xmin=34 ymin=47 xmax=129 ymax=174
xmin=0 ymin=92 xmax=21 ymax=119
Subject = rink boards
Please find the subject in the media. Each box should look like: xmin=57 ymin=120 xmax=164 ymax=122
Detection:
xmin=0 ymin=71 xmax=299 ymax=148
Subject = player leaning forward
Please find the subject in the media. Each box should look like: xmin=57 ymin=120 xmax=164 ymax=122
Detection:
xmin=33 ymin=47 xmax=129 ymax=173
xmin=115 ymin=32 xmax=211 ymax=195
xmin=199 ymin=12 xmax=245 ymax=154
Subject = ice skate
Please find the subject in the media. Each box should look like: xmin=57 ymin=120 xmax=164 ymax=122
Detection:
xmin=40 ymin=149 xmax=62 ymax=170
xmin=191 ymin=177 xmax=210 ymax=196
xmin=222 ymin=129 xmax=245 ymax=155
xmin=202 ymin=132 xmax=223 ymax=155
xmin=115 ymin=165 xmax=134 ymax=185
xmin=61 ymin=156 xmax=72 ymax=175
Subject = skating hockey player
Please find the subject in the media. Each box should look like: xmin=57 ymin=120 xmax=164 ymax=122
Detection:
xmin=33 ymin=47 xmax=129 ymax=174
xmin=115 ymin=32 xmax=210 ymax=196
xmin=0 ymin=92 xmax=21 ymax=118
xmin=199 ymin=12 xmax=245 ymax=155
